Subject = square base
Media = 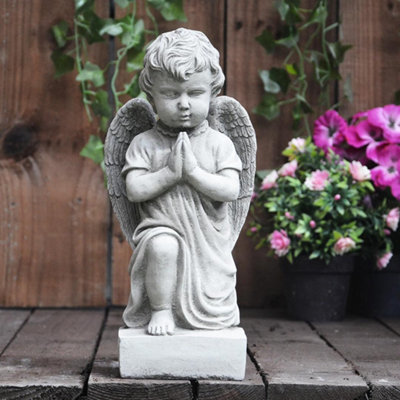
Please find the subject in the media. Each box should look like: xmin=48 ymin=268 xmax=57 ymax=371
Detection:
xmin=119 ymin=326 xmax=247 ymax=380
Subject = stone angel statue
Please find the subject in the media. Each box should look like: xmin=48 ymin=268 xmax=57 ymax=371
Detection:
xmin=105 ymin=28 xmax=256 ymax=336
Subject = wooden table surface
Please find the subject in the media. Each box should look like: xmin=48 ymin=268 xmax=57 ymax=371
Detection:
xmin=0 ymin=308 xmax=399 ymax=400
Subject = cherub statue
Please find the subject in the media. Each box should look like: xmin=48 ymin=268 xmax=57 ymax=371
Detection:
xmin=105 ymin=28 xmax=256 ymax=336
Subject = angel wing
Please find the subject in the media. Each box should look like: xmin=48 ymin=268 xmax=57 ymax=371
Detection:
xmin=104 ymin=98 xmax=156 ymax=250
xmin=207 ymin=96 xmax=257 ymax=248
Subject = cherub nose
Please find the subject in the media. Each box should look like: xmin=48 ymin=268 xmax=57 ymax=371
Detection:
xmin=178 ymin=94 xmax=189 ymax=110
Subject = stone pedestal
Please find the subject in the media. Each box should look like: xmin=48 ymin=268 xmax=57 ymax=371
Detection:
xmin=119 ymin=327 xmax=247 ymax=380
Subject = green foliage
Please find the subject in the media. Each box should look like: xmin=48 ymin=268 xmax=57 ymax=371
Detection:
xmin=254 ymin=0 xmax=352 ymax=136
xmin=50 ymin=0 xmax=186 ymax=167
xmin=249 ymin=139 xmax=394 ymax=265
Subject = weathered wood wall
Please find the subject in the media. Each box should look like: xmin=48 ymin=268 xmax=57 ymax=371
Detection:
xmin=1 ymin=0 xmax=400 ymax=307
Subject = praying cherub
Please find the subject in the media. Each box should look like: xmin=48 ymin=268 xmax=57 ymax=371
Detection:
xmin=105 ymin=28 xmax=256 ymax=335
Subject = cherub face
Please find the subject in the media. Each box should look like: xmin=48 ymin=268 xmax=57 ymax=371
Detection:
xmin=151 ymin=70 xmax=213 ymax=130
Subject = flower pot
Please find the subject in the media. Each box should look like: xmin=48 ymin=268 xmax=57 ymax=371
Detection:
xmin=350 ymin=255 xmax=400 ymax=317
xmin=282 ymin=256 xmax=354 ymax=321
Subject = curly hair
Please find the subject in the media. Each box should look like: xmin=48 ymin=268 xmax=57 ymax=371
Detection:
xmin=139 ymin=28 xmax=225 ymax=102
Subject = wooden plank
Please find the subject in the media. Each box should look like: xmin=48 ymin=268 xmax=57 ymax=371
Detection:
xmin=314 ymin=318 xmax=400 ymax=400
xmin=242 ymin=310 xmax=368 ymax=400
xmin=0 ymin=309 xmax=104 ymax=399
xmin=197 ymin=357 xmax=266 ymax=400
xmin=0 ymin=0 xmax=109 ymax=306
xmin=381 ymin=318 xmax=400 ymax=336
xmin=0 ymin=309 xmax=31 ymax=353
xmin=87 ymin=308 xmax=193 ymax=399
xmin=339 ymin=0 xmax=400 ymax=116
xmin=111 ymin=0 xmax=226 ymax=306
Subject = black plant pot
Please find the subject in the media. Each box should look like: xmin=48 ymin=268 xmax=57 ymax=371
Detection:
xmin=282 ymin=256 xmax=354 ymax=321
xmin=350 ymin=255 xmax=400 ymax=317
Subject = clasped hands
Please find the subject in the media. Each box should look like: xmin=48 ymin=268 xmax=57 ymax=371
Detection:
xmin=167 ymin=132 xmax=198 ymax=181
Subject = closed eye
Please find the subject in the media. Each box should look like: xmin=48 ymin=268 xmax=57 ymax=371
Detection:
xmin=160 ymin=90 xmax=179 ymax=98
xmin=189 ymin=90 xmax=206 ymax=96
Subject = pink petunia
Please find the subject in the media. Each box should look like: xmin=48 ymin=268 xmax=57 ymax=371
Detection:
xmin=377 ymin=252 xmax=393 ymax=270
xmin=368 ymin=105 xmax=400 ymax=143
xmin=304 ymin=170 xmax=330 ymax=191
xmin=366 ymin=142 xmax=400 ymax=165
xmin=278 ymin=160 xmax=298 ymax=177
xmin=345 ymin=120 xmax=383 ymax=148
xmin=270 ymin=230 xmax=291 ymax=257
xmin=261 ymin=170 xmax=279 ymax=190
xmin=386 ymin=207 xmax=400 ymax=231
xmin=371 ymin=165 xmax=398 ymax=188
xmin=333 ymin=237 xmax=356 ymax=255
xmin=349 ymin=161 xmax=371 ymax=181
xmin=313 ymin=110 xmax=347 ymax=152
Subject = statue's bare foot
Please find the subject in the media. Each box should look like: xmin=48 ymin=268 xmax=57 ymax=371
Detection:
xmin=147 ymin=309 xmax=175 ymax=335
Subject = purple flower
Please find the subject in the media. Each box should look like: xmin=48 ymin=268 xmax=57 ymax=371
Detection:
xmin=314 ymin=110 xmax=347 ymax=152
xmin=345 ymin=120 xmax=383 ymax=148
xmin=368 ymin=105 xmax=400 ymax=143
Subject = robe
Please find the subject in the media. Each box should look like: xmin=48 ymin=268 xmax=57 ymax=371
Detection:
xmin=121 ymin=121 xmax=242 ymax=329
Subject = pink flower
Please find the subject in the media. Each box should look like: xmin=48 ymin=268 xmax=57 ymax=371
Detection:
xmin=368 ymin=105 xmax=400 ymax=143
xmin=345 ymin=120 xmax=383 ymax=148
xmin=309 ymin=220 xmax=316 ymax=229
xmin=313 ymin=110 xmax=347 ymax=152
xmin=251 ymin=192 xmax=258 ymax=202
xmin=377 ymin=252 xmax=393 ymax=270
xmin=333 ymin=237 xmax=356 ymax=255
xmin=386 ymin=208 xmax=400 ymax=231
xmin=270 ymin=230 xmax=291 ymax=257
xmin=334 ymin=194 xmax=341 ymax=201
xmin=366 ymin=142 xmax=400 ymax=165
xmin=261 ymin=170 xmax=279 ymax=190
xmin=278 ymin=160 xmax=298 ymax=177
xmin=287 ymin=137 xmax=306 ymax=153
xmin=250 ymin=226 xmax=259 ymax=233
xmin=384 ymin=229 xmax=391 ymax=236
xmin=285 ymin=211 xmax=295 ymax=220
xmin=349 ymin=161 xmax=371 ymax=181
xmin=305 ymin=170 xmax=330 ymax=191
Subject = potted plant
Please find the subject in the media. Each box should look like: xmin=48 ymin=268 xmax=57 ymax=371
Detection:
xmin=314 ymin=105 xmax=400 ymax=316
xmin=249 ymin=135 xmax=393 ymax=321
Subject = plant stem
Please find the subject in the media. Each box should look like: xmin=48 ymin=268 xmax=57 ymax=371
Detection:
xmin=74 ymin=18 xmax=92 ymax=121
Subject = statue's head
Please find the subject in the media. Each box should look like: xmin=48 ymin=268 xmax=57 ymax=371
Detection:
xmin=139 ymin=28 xmax=225 ymax=105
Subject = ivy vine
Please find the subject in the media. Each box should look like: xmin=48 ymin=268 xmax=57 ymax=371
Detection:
xmin=254 ymin=0 xmax=352 ymax=136
xmin=51 ymin=0 xmax=186 ymax=170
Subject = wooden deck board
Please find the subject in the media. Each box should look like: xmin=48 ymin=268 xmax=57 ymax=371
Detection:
xmin=87 ymin=309 xmax=193 ymax=400
xmin=0 ymin=309 xmax=31 ymax=354
xmin=242 ymin=310 xmax=368 ymax=400
xmin=314 ymin=317 xmax=400 ymax=400
xmin=0 ymin=309 xmax=104 ymax=399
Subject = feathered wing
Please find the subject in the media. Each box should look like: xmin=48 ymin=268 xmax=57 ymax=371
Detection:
xmin=104 ymin=98 xmax=156 ymax=250
xmin=208 ymin=96 xmax=257 ymax=248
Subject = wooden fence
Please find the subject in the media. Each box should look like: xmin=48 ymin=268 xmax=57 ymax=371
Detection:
xmin=1 ymin=0 xmax=400 ymax=307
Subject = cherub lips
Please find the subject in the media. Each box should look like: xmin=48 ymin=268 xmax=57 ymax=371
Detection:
xmin=179 ymin=114 xmax=191 ymax=120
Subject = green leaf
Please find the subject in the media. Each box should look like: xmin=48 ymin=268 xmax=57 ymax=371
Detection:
xmin=51 ymin=50 xmax=75 ymax=78
xmin=51 ymin=20 xmax=70 ymax=48
xmin=309 ymin=250 xmax=321 ymax=259
xmin=327 ymin=42 xmax=352 ymax=63
xmin=274 ymin=0 xmax=289 ymax=21
xmin=122 ymin=19 xmax=145 ymax=48
xmin=76 ymin=10 xmax=106 ymax=44
xmin=76 ymin=62 xmax=105 ymax=87
xmin=127 ymin=48 xmax=145 ymax=71
xmin=100 ymin=22 xmax=124 ymax=36
xmin=147 ymin=0 xmax=187 ymax=22
xmin=270 ymin=67 xmax=290 ymax=93
xmin=394 ymin=90 xmax=400 ymax=105
xmin=124 ymin=74 xmax=141 ymax=97
xmin=80 ymin=135 xmax=104 ymax=165
xmin=253 ymin=93 xmax=280 ymax=120
xmin=75 ymin=0 xmax=95 ymax=14
xmin=91 ymin=90 xmax=112 ymax=119
xmin=285 ymin=63 xmax=297 ymax=75
xmin=256 ymin=29 xmax=276 ymax=53
xmin=275 ymin=26 xmax=299 ymax=48
xmin=259 ymin=70 xmax=281 ymax=94
xmin=303 ymin=2 xmax=328 ymax=27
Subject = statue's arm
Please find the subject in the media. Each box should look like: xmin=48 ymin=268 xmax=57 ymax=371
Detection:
xmin=186 ymin=167 xmax=240 ymax=202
